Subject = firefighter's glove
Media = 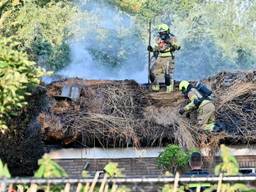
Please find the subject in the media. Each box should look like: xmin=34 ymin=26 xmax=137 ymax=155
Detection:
xmin=147 ymin=45 xmax=153 ymax=52
xmin=176 ymin=45 xmax=181 ymax=50
xmin=153 ymin=50 xmax=159 ymax=58
xmin=179 ymin=108 xmax=185 ymax=115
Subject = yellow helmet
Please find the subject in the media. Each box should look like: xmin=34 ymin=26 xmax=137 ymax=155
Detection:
xmin=157 ymin=23 xmax=169 ymax=33
xmin=179 ymin=80 xmax=190 ymax=92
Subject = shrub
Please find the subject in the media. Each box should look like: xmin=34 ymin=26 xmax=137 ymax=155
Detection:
xmin=157 ymin=144 xmax=190 ymax=173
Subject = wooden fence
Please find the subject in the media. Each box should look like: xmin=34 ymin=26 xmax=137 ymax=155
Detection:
xmin=1 ymin=172 xmax=256 ymax=192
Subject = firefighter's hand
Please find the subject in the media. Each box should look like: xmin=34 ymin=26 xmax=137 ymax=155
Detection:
xmin=147 ymin=45 xmax=153 ymax=52
xmin=176 ymin=45 xmax=181 ymax=50
xmin=178 ymin=108 xmax=185 ymax=115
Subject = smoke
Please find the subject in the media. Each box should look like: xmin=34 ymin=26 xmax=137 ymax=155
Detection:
xmin=174 ymin=39 xmax=234 ymax=80
xmin=56 ymin=0 xmax=256 ymax=84
xmin=174 ymin=37 xmax=256 ymax=81
xmin=59 ymin=0 xmax=148 ymax=83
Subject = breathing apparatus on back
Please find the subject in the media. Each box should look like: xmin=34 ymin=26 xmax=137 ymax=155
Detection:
xmin=193 ymin=81 xmax=215 ymax=107
xmin=195 ymin=81 xmax=214 ymax=100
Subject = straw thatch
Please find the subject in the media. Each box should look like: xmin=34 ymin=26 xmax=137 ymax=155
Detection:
xmin=38 ymin=71 xmax=256 ymax=149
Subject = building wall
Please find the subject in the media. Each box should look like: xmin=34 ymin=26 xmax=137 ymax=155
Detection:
xmin=55 ymin=158 xmax=162 ymax=177
xmin=55 ymin=156 xmax=256 ymax=178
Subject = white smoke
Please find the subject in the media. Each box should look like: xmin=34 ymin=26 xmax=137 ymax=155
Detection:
xmin=46 ymin=0 xmax=256 ymax=84
xmin=58 ymin=0 xmax=148 ymax=83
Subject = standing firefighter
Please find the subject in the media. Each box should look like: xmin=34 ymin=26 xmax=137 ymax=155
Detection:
xmin=178 ymin=80 xmax=216 ymax=132
xmin=147 ymin=23 xmax=180 ymax=92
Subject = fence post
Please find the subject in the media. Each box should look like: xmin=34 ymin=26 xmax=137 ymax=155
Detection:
xmin=217 ymin=173 xmax=223 ymax=192
xmin=64 ymin=183 xmax=71 ymax=192
xmin=27 ymin=183 xmax=37 ymax=192
xmin=99 ymin=174 xmax=108 ymax=192
xmin=103 ymin=183 xmax=109 ymax=192
xmin=76 ymin=183 xmax=82 ymax=192
xmin=17 ymin=185 xmax=24 ymax=192
xmin=89 ymin=171 xmax=102 ymax=192
xmin=173 ymin=172 xmax=180 ymax=192
xmin=83 ymin=182 xmax=90 ymax=192
xmin=196 ymin=186 xmax=201 ymax=192
xmin=110 ymin=181 xmax=118 ymax=192
xmin=45 ymin=183 xmax=50 ymax=192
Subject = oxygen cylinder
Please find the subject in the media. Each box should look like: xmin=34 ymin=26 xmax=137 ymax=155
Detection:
xmin=195 ymin=81 xmax=212 ymax=98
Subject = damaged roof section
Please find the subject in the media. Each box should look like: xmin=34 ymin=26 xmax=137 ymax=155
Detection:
xmin=53 ymin=84 xmax=81 ymax=101
xmin=39 ymin=71 xmax=256 ymax=149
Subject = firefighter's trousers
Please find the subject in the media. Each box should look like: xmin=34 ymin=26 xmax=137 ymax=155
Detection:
xmin=198 ymin=102 xmax=215 ymax=131
xmin=150 ymin=56 xmax=174 ymax=85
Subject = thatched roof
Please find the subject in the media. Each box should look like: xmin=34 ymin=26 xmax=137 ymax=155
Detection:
xmin=38 ymin=71 xmax=256 ymax=149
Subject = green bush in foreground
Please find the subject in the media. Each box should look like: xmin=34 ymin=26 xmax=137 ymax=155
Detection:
xmin=157 ymin=144 xmax=190 ymax=173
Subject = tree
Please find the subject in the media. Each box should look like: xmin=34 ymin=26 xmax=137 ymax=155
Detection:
xmin=0 ymin=0 xmax=85 ymax=128
xmin=1 ymin=0 xmax=78 ymax=71
xmin=0 ymin=37 xmax=46 ymax=130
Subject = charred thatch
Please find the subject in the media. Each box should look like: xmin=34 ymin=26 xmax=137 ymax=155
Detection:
xmin=38 ymin=71 xmax=256 ymax=149
xmin=212 ymin=71 xmax=256 ymax=142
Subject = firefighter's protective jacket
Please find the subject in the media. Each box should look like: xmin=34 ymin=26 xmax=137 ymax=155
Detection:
xmin=184 ymin=88 xmax=212 ymax=112
xmin=153 ymin=34 xmax=180 ymax=57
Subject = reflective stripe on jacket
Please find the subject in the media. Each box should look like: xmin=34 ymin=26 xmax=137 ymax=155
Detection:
xmin=153 ymin=35 xmax=179 ymax=57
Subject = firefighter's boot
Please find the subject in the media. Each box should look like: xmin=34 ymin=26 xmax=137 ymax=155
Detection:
xmin=166 ymin=80 xmax=174 ymax=93
xmin=151 ymin=84 xmax=160 ymax=92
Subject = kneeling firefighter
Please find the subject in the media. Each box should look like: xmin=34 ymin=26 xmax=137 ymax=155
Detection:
xmin=178 ymin=80 xmax=215 ymax=131
xmin=147 ymin=23 xmax=180 ymax=93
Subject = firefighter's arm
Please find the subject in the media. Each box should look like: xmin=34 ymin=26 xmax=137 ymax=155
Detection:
xmin=152 ymin=40 xmax=160 ymax=56
xmin=184 ymin=95 xmax=197 ymax=112
xmin=169 ymin=36 xmax=181 ymax=51
xmin=147 ymin=39 xmax=160 ymax=52
xmin=154 ymin=37 xmax=161 ymax=51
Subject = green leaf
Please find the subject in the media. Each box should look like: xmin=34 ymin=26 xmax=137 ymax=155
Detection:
xmin=231 ymin=183 xmax=249 ymax=191
xmin=3 ymin=164 xmax=11 ymax=178
xmin=34 ymin=164 xmax=46 ymax=178
xmin=34 ymin=155 xmax=68 ymax=178
xmin=0 ymin=61 xmax=9 ymax=68
xmin=103 ymin=162 xmax=123 ymax=177
xmin=0 ymin=160 xmax=11 ymax=178
xmin=215 ymin=145 xmax=239 ymax=176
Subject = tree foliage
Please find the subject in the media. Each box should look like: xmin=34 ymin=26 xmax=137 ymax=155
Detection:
xmin=0 ymin=0 xmax=81 ymax=130
xmin=0 ymin=38 xmax=45 ymax=130
xmin=1 ymin=0 xmax=77 ymax=71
